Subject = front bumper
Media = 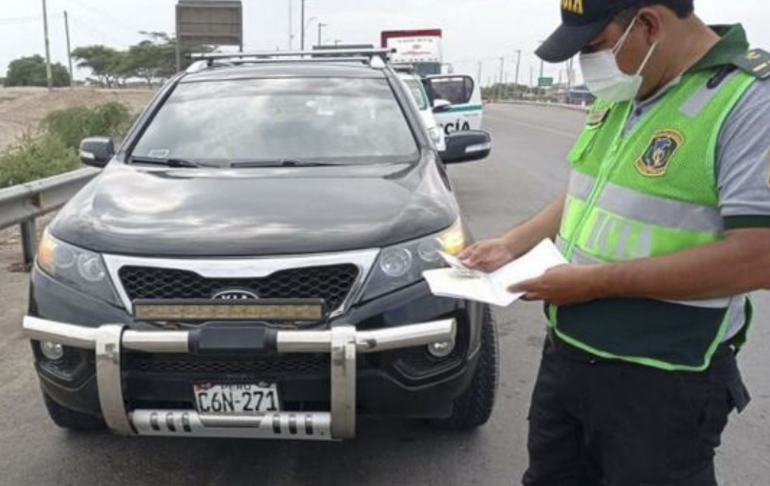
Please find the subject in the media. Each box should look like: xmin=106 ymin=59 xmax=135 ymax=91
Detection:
xmin=24 ymin=316 xmax=455 ymax=441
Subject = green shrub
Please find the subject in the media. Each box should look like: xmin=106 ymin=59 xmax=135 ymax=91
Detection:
xmin=42 ymin=102 xmax=133 ymax=149
xmin=0 ymin=103 xmax=135 ymax=189
xmin=0 ymin=135 xmax=80 ymax=189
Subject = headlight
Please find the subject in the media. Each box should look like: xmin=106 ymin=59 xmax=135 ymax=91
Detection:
xmin=362 ymin=219 xmax=467 ymax=301
xmin=37 ymin=231 xmax=121 ymax=306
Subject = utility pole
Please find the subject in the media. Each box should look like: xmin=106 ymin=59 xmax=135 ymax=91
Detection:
xmin=318 ymin=23 xmax=326 ymax=48
xmin=42 ymin=0 xmax=53 ymax=91
xmin=497 ymin=57 xmax=504 ymax=101
xmin=64 ymin=11 xmax=74 ymax=87
xmin=514 ymin=49 xmax=522 ymax=98
xmin=503 ymin=72 xmax=509 ymax=99
xmin=300 ymin=0 xmax=306 ymax=51
xmin=477 ymin=61 xmax=482 ymax=88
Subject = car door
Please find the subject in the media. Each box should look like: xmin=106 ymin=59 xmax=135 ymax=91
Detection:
xmin=423 ymin=75 xmax=483 ymax=136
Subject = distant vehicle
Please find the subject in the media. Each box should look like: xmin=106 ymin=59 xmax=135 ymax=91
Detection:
xmin=381 ymin=29 xmax=443 ymax=77
xmin=424 ymin=74 xmax=484 ymax=136
xmin=23 ymin=49 xmax=497 ymax=442
xmin=397 ymin=70 xmax=446 ymax=152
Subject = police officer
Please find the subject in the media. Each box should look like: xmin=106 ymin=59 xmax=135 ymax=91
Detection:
xmin=459 ymin=0 xmax=770 ymax=484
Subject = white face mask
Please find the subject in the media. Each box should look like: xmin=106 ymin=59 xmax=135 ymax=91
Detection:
xmin=579 ymin=16 xmax=658 ymax=102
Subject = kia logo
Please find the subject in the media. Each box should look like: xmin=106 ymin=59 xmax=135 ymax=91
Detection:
xmin=212 ymin=289 xmax=259 ymax=301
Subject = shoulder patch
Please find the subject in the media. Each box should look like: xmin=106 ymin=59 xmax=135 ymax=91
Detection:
xmin=586 ymin=106 xmax=609 ymax=126
xmin=732 ymin=49 xmax=770 ymax=80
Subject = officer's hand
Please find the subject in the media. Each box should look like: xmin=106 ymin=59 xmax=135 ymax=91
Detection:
xmin=510 ymin=265 xmax=605 ymax=306
xmin=458 ymin=238 xmax=515 ymax=273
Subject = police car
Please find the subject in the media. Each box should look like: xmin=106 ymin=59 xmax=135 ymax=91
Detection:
xmin=397 ymin=70 xmax=447 ymax=152
xmin=424 ymin=74 xmax=484 ymax=136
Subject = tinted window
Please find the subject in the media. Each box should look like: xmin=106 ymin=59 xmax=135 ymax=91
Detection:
xmin=132 ymin=77 xmax=418 ymax=166
xmin=427 ymin=76 xmax=475 ymax=105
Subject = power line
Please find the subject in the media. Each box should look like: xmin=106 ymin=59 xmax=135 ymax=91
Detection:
xmin=67 ymin=14 xmax=125 ymax=46
xmin=59 ymin=0 xmax=143 ymax=36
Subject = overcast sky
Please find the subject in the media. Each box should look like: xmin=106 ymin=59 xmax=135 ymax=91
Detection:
xmin=2 ymin=0 xmax=769 ymax=86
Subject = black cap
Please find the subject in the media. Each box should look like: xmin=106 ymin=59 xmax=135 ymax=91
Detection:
xmin=536 ymin=0 xmax=689 ymax=63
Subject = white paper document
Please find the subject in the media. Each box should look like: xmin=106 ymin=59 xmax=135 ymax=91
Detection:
xmin=423 ymin=239 xmax=568 ymax=307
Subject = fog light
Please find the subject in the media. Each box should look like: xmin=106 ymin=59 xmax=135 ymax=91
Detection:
xmin=40 ymin=341 xmax=65 ymax=361
xmin=427 ymin=340 xmax=455 ymax=358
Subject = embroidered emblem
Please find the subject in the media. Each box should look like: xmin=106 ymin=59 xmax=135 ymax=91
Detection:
xmin=635 ymin=130 xmax=684 ymax=177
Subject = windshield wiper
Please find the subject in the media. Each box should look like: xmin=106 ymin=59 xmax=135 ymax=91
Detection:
xmin=229 ymin=160 xmax=337 ymax=168
xmin=130 ymin=156 xmax=211 ymax=168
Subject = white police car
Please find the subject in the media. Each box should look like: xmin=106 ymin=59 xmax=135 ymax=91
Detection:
xmin=398 ymin=71 xmax=447 ymax=152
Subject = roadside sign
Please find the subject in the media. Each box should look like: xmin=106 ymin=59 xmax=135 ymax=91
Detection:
xmin=538 ymin=77 xmax=554 ymax=88
xmin=176 ymin=0 xmax=243 ymax=71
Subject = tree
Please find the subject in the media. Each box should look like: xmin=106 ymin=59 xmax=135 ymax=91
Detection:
xmin=4 ymin=55 xmax=70 ymax=87
xmin=71 ymin=45 xmax=123 ymax=88
xmin=121 ymin=33 xmax=177 ymax=88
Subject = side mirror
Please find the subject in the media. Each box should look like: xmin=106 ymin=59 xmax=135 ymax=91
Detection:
xmin=439 ymin=130 xmax=492 ymax=164
xmin=79 ymin=137 xmax=115 ymax=168
xmin=432 ymin=99 xmax=452 ymax=113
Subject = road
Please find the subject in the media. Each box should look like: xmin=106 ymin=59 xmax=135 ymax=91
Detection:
xmin=0 ymin=104 xmax=767 ymax=485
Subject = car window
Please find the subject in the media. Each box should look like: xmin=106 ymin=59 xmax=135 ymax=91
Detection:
xmin=131 ymin=77 xmax=419 ymax=166
xmin=402 ymin=78 xmax=429 ymax=111
xmin=426 ymin=76 xmax=475 ymax=105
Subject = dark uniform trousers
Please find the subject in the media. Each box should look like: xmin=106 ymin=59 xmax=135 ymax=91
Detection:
xmin=522 ymin=332 xmax=751 ymax=486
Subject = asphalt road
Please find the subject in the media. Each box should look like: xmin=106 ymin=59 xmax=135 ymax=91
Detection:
xmin=0 ymin=104 xmax=767 ymax=485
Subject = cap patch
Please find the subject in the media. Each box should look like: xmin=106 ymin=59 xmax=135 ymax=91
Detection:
xmin=562 ymin=0 xmax=585 ymax=15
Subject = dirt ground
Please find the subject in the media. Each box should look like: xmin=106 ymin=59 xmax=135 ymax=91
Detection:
xmin=0 ymin=86 xmax=155 ymax=153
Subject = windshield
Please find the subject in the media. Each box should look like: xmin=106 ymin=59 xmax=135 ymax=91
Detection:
xmin=131 ymin=77 xmax=419 ymax=166
xmin=402 ymin=77 xmax=429 ymax=110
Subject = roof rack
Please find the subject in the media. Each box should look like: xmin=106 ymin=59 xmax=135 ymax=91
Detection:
xmin=185 ymin=56 xmax=376 ymax=73
xmin=188 ymin=48 xmax=394 ymax=62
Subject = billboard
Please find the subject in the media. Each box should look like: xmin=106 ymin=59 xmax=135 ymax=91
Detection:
xmin=176 ymin=0 xmax=243 ymax=46
xmin=381 ymin=29 xmax=443 ymax=65
xmin=176 ymin=0 xmax=243 ymax=70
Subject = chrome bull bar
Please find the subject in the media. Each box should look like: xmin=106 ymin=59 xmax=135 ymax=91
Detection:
xmin=23 ymin=316 xmax=456 ymax=440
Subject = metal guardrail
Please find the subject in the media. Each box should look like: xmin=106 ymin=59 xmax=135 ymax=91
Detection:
xmin=0 ymin=167 xmax=100 ymax=270
xmin=491 ymin=99 xmax=590 ymax=113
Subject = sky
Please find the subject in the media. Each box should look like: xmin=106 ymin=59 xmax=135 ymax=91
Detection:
xmin=1 ymin=0 xmax=770 ymax=86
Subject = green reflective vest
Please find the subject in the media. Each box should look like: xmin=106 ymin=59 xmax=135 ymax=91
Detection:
xmin=551 ymin=69 xmax=756 ymax=371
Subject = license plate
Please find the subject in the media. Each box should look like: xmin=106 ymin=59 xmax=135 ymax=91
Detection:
xmin=194 ymin=383 xmax=281 ymax=414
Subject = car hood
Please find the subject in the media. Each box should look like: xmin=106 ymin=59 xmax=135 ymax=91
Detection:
xmin=50 ymin=154 xmax=459 ymax=257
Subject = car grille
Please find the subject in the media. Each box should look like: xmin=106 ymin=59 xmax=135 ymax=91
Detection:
xmin=125 ymin=353 xmax=330 ymax=376
xmin=118 ymin=264 xmax=359 ymax=314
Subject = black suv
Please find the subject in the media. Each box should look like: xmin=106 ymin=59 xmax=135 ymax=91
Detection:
xmin=24 ymin=49 xmax=498 ymax=440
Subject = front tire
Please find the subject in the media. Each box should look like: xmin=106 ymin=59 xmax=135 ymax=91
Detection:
xmin=43 ymin=393 xmax=106 ymax=431
xmin=436 ymin=305 xmax=499 ymax=429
